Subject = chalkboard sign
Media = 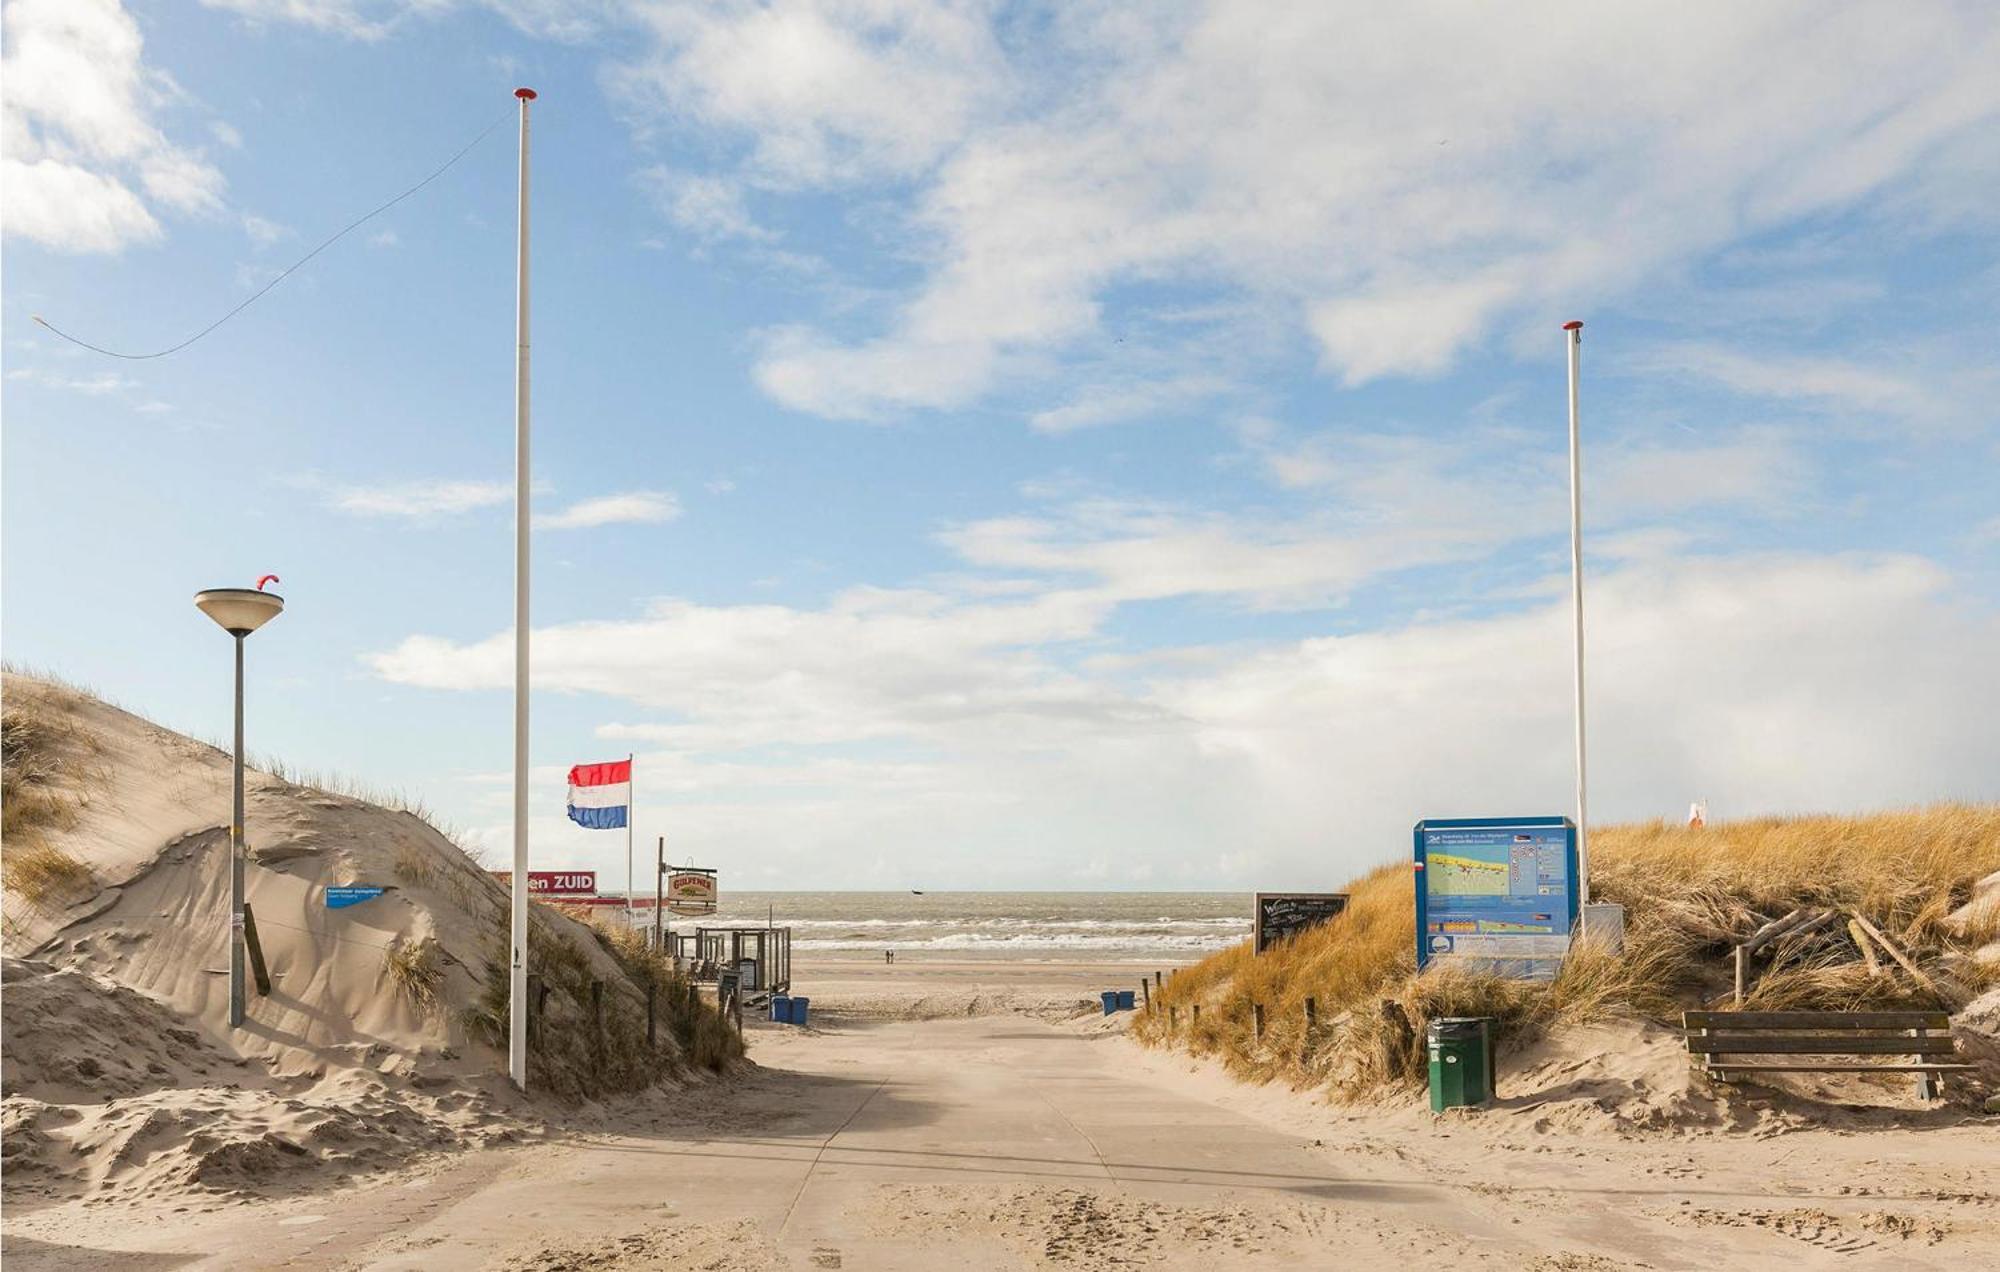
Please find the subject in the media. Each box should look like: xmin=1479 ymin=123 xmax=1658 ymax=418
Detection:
xmin=1254 ymin=892 xmax=1349 ymax=953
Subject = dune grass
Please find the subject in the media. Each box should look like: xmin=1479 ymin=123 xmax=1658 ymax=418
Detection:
xmin=2 ymin=680 xmax=98 ymax=905
xmin=462 ymin=901 xmax=744 ymax=1100
xmin=382 ymin=935 xmax=446 ymax=1013
xmin=1135 ymin=805 xmax=2000 ymax=1099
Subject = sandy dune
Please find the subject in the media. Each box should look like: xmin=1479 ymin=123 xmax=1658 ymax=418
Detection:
xmin=2 ymin=675 xmax=718 ymax=1211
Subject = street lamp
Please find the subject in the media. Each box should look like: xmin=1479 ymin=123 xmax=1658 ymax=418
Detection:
xmin=195 ymin=585 xmax=284 ymax=1027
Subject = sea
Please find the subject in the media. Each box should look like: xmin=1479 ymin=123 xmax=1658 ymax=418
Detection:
xmin=642 ymin=892 xmax=1252 ymax=962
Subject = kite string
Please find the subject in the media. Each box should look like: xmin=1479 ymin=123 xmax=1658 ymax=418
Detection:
xmin=32 ymin=107 xmax=513 ymax=361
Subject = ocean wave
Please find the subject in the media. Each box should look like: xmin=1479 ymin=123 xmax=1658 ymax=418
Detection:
xmin=708 ymin=916 xmax=1250 ymax=932
xmin=792 ymin=932 xmax=1247 ymax=952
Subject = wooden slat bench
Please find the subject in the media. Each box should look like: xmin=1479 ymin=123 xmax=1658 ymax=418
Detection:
xmin=1683 ymin=1010 xmax=1975 ymax=1100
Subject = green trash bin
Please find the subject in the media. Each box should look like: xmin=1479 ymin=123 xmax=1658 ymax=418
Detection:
xmin=1427 ymin=1016 xmax=1496 ymax=1112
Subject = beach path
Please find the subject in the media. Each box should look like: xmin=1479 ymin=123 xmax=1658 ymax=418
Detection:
xmin=358 ymin=1014 xmax=1515 ymax=1268
xmin=9 ymin=1012 xmax=1991 ymax=1269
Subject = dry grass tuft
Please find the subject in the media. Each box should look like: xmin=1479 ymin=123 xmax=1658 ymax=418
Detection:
xmin=1138 ymin=804 xmax=2000 ymax=1099
xmin=2 ymin=684 xmax=98 ymax=904
xmin=383 ymin=936 xmax=445 ymax=1012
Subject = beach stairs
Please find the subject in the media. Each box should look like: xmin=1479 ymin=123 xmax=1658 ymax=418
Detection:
xmin=1682 ymin=1009 xmax=1975 ymax=1100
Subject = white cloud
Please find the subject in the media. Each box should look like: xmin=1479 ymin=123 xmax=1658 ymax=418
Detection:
xmin=2 ymin=0 xmax=227 ymax=253
xmin=1638 ymin=341 xmax=1937 ymax=422
xmin=607 ymin=0 xmax=1009 ymax=187
xmin=367 ymin=550 xmax=1999 ymax=888
xmin=242 ymin=213 xmax=291 ymax=247
xmin=603 ymin=2 xmax=2000 ymax=415
xmin=1029 ymin=375 xmax=1228 ymax=435
xmin=534 ymin=490 xmax=681 ymax=530
xmin=6 ymin=367 xmax=141 ymax=395
xmin=637 ymin=167 xmax=771 ymax=242
xmin=329 ymin=478 xmax=512 ymax=519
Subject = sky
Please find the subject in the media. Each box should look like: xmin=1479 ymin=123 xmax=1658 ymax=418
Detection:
xmin=4 ymin=0 xmax=1998 ymax=893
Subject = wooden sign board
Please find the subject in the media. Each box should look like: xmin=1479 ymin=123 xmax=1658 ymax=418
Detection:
xmin=666 ymin=868 xmax=718 ymax=916
xmin=1254 ymin=892 xmax=1349 ymax=954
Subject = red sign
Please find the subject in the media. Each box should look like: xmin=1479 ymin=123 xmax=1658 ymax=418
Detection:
xmin=492 ymin=871 xmax=597 ymax=895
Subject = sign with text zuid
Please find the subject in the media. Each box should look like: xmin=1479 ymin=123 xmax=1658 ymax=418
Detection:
xmin=1415 ymin=817 xmax=1577 ymax=980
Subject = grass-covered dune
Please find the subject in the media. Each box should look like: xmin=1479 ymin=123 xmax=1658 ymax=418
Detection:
xmin=1136 ymin=806 xmax=2000 ymax=1098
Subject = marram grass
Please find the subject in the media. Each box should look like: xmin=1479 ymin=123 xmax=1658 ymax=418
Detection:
xmin=1134 ymin=805 xmax=2000 ymax=1099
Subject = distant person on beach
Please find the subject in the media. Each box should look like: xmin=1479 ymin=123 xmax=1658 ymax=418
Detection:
xmin=885 ymin=950 xmax=895 ymax=965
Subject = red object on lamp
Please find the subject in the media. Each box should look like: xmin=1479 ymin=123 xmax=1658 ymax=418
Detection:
xmin=1562 ymin=320 xmax=1584 ymax=330
xmin=515 ymin=88 xmax=538 ymax=100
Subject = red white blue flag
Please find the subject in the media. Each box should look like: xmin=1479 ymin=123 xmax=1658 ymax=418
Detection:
xmin=567 ymin=759 xmax=630 ymax=830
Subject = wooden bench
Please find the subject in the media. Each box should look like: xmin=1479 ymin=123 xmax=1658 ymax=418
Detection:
xmin=1683 ymin=1010 xmax=1974 ymax=1100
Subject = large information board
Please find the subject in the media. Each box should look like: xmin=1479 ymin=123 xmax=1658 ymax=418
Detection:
xmin=1254 ymin=893 xmax=1349 ymax=953
xmin=1414 ymin=817 xmax=1577 ymax=980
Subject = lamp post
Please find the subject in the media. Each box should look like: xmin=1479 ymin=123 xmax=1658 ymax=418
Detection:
xmin=194 ymin=585 xmax=284 ymax=1028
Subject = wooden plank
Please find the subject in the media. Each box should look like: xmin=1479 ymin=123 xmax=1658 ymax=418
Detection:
xmin=1846 ymin=917 xmax=1883 ymax=976
xmin=1687 ymin=1036 xmax=1961 ymax=1056
xmin=1707 ymin=1063 xmax=1976 ymax=1074
xmin=1680 ymin=1012 xmax=1944 ymax=1032
xmin=1740 ymin=907 xmax=1808 ymax=953
xmin=1849 ymin=912 xmax=1935 ymax=989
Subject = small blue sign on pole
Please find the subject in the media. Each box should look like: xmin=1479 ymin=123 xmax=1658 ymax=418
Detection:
xmin=1414 ymin=817 xmax=1577 ymax=980
xmin=326 ymin=885 xmax=388 ymax=909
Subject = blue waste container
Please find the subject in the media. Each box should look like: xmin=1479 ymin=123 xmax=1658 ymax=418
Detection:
xmin=1116 ymin=990 xmax=1136 ymax=1011
xmin=789 ymin=996 xmax=810 ymax=1027
xmin=769 ymin=995 xmax=792 ymax=1023
xmin=1101 ymin=991 xmax=1119 ymax=1015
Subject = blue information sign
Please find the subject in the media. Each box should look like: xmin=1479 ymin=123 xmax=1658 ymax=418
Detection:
xmin=1414 ymin=817 xmax=1577 ymax=980
xmin=326 ymin=885 xmax=387 ymax=909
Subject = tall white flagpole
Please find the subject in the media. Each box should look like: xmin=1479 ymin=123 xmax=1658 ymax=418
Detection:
xmin=509 ymin=86 xmax=537 ymax=1093
xmin=1563 ymin=319 xmax=1590 ymax=923
xmin=626 ymin=752 xmax=635 ymax=930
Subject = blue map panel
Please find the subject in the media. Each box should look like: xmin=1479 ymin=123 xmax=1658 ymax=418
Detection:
xmin=1414 ymin=817 xmax=1577 ymax=980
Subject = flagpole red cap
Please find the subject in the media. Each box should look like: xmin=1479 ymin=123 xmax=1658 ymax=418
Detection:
xmin=515 ymin=88 xmax=538 ymax=100
xmin=1561 ymin=320 xmax=1584 ymax=330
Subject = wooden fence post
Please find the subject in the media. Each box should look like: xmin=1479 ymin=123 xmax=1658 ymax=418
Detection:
xmin=1141 ymin=979 xmax=1152 ymax=1011
xmin=241 ymin=903 xmax=272 ymax=997
xmin=1253 ymin=1002 xmax=1264 ymax=1040
xmin=1169 ymin=1005 xmax=1177 ymax=1028
xmin=1192 ymin=1003 xmax=1200 ymax=1026
xmin=526 ymin=972 xmax=543 ymax=1047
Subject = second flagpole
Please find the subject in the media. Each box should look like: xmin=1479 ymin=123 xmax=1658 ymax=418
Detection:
xmin=508 ymin=86 xmax=537 ymax=1095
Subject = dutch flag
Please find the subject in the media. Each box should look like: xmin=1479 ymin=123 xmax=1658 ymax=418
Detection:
xmin=566 ymin=759 xmax=630 ymax=830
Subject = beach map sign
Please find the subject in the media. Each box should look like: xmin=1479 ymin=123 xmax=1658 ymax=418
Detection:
xmin=1254 ymin=893 xmax=1349 ymax=953
xmin=1414 ymin=817 xmax=1577 ymax=980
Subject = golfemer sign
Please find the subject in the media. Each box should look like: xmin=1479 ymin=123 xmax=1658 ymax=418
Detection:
xmin=666 ymin=868 xmax=718 ymax=916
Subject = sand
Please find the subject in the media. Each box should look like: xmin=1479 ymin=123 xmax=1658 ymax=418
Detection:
xmin=785 ymin=953 xmax=1166 ymax=1021
xmin=1 ymin=675 xmax=710 ymax=1214
xmin=8 ymin=675 xmax=2000 ymax=1268
xmin=8 ymin=1001 xmax=1999 ymax=1268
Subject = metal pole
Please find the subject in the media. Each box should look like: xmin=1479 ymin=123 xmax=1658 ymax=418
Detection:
xmin=229 ymin=633 xmax=246 ymax=1027
xmin=625 ymin=752 xmax=635 ymax=930
xmin=654 ymin=835 xmax=665 ymax=951
xmin=1563 ymin=320 xmax=1590 ymax=918
xmin=509 ymin=86 xmax=537 ymax=1092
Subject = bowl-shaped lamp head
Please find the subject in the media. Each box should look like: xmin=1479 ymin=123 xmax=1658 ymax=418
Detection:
xmin=195 ymin=588 xmax=284 ymax=636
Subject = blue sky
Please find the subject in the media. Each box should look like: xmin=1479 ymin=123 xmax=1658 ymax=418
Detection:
xmin=5 ymin=1 xmax=1997 ymax=891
